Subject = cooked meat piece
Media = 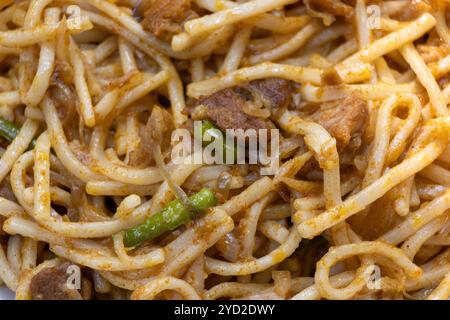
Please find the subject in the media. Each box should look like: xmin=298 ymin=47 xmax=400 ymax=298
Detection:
xmin=390 ymin=0 xmax=431 ymax=21
xmin=305 ymin=0 xmax=354 ymax=24
xmin=248 ymin=78 xmax=293 ymax=118
xmin=141 ymin=0 xmax=195 ymax=42
xmin=195 ymin=88 xmax=275 ymax=133
xmin=309 ymin=96 xmax=368 ymax=149
xmin=30 ymin=262 xmax=92 ymax=300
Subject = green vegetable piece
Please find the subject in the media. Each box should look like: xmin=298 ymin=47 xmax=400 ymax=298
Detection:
xmin=0 ymin=117 xmax=36 ymax=149
xmin=201 ymin=120 xmax=236 ymax=161
xmin=123 ymin=188 xmax=217 ymax=247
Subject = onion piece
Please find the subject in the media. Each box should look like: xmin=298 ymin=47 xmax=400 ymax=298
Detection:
xmin=147 ymin=106 xmax=195 ymax=212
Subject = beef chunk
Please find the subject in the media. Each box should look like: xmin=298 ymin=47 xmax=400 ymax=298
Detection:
xmin=248 ymin=78 xmax=293 ymax=118
xmin=193 ymin=78 xmax=293 ymax=132
xmin=309 ymin=96 xmax=368 ymax=149
xmin=30 ymin=262 xmax=92 ymax=300
xmin=249 ymin=78 xmax=293 ymax=111
xmin=141 ymin=0 xmax=195 ymax=42
xmin=196 ymin=88 xmax=275 ymax=132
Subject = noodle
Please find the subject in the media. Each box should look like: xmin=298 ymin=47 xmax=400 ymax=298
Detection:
xmin=0 ymin=0 xmax=446 ymax=301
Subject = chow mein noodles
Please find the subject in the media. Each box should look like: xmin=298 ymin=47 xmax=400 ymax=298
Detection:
xmin=0 ymin=0 xmax=448 ymax=300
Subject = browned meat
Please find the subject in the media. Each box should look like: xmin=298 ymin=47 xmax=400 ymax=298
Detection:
xmin=305 ymin=0 xmax=354 ymax=21
xmin=391 ymin=0 xmax=431 ymax=21
xmin=141 ymin=0 xmax=195 ymax=42
xmin=30 ymin=262 xmax=92 ymax=300
xmin=309 ymin=96 xmax=368 ymax=149
xmin=195 ymin=88 xmax=275 ymax=133
xmin=248 ymin=78 xmax=293 ymax=118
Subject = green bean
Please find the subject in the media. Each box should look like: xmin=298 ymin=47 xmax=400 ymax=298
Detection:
xmin=123 ymin=188 xmax=217 ymax=247
xmin=0 ymin=117 xmax=36 ymax=149
xmin=201 ymin=120 xmax=236 ymax=161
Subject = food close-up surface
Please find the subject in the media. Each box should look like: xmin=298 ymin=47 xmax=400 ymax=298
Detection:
xmin=0 ymin=0 xmax=448 ymax=300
